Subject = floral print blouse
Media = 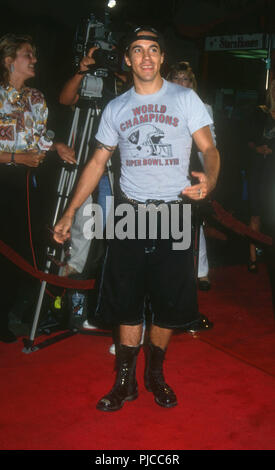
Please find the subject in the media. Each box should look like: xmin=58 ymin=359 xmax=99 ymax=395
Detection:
xmin=0 ymin=85 xmax=48 ymax=153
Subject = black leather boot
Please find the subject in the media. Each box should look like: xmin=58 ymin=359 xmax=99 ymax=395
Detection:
xmin=144 ymin=341 xmax=177 ymax=408
xmin=96 ymin=344 xmax=141 ymax=412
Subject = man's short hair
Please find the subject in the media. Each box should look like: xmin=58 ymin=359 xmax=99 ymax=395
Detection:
xmin=124 ymin=26 xmax=165 ymax=55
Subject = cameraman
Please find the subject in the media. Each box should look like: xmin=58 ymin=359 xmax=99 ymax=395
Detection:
xmin=59 ymin=46 xmax=127 ymax=107
xmin=60 ymin=46 xmax=99 ymax=106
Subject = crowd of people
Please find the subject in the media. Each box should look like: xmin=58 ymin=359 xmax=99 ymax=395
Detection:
xmin=1 ymin=25 xmax=274 ymax=412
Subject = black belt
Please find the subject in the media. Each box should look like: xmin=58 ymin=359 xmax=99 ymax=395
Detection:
xmin=119 ymin=190 xmax=184 ymax=208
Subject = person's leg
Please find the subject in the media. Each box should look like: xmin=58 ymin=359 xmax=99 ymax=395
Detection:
xmin=120 ymin=324 xmax=143 ymax=346
xmin=196 ymin=154 xmax=210 ymax=287
xmin=96 ymin=324 xmax=142 ymax=412
xmin=0 ymin=167 xmax=33 ymax=343
xmin=144 ymin=324 xmax=177 ymax=408
xmin=62 ymin=196 xmax=93 ymax=275
xmin=142 ymin=217 xmax=199 ymax=408
xmin=97 ymin=174 xmax=112 ymax=229
xmin=248 ymin=215 xmax=260 ymax=272
xmin=247 ymin=154 xmax=263 ymax=273
xmin=198 ymin=225 xmax=211 ymax=289
xmin=0 ymin=256 xmax=18 ymax=343
xmin=95 ymin=235 xmax=146 ymax=412
xmin=149 ymin=324 xmax=172 ymax=349
xmin=109 ymin=321 xmax=146 ymax=355
xmin=83 ymin=176 xmax=112 ymax=330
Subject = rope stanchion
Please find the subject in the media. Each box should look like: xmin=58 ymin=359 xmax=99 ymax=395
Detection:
xmin=0 ymin=239 xmax=95 ymax=289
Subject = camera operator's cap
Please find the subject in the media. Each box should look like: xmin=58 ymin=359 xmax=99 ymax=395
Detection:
xmin=124 ymin=25 xmax=165 ymax=52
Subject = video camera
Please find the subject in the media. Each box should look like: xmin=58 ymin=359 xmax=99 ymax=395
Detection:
xmin=73 ymin=13 xmax=119 ymax=76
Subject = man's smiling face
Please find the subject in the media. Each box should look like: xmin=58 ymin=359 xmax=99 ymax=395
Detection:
xmin=125 ymin=30 xmax=164 ymax=84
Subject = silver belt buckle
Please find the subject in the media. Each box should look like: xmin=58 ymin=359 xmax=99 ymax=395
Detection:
xmin=145 ymin=199 xmax=165 ymax=207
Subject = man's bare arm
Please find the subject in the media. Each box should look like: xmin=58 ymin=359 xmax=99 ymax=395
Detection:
xmin=59 ymin=74 xmax=83 ymax=106
xmin=53 ymin=141 xmax=116 ymax=243
xmin=59 ymin=47 xmax=98 ymax=106
xmin=182 ymin=126 xmax=220 ymax=200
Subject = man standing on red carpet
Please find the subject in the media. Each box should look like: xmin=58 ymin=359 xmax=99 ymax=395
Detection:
xmin=53 ymin=26 xmax=220 ymax=411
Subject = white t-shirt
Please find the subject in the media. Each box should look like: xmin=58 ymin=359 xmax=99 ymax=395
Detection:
xmin=96 ymin=79 xmax=212 ymax=202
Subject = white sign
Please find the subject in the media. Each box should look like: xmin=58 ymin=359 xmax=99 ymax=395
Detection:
xmin=205 ymin=34 xmax=264 ymax=51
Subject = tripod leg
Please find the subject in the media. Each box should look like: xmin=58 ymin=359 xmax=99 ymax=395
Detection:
xmin=23 ymin=108 xmax=83 ymax=352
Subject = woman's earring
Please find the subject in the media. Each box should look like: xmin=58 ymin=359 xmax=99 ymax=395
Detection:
xmin=10 ymin=64 xmax=14 ymax=73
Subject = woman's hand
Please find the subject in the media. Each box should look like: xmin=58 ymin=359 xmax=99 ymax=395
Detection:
xmin=54 ymin=142 xmax=76 ymax=164
xmin=16 ymin=152 xmax=46 ymax=167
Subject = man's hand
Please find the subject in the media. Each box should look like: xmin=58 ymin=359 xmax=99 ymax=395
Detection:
xmin=53 ymin=214 xmax=74 ymax=244
xmin=59 ymin=47 xmax=100 ymax=106
xmin=79 ymin=46 xmax=99 ymax=72
xmin=182 ymin=171 xmax=213 ymax=201
xmin=54 ymin=142 xmax=76 ymax=164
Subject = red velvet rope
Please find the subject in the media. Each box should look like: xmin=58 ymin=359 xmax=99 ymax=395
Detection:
xmin=0 ymin=239 xmax=95 ymax=290
xmin=211 ymin=200 xmax=273 ymax=246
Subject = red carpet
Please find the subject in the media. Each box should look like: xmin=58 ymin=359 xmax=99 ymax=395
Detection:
xmin=1 ymin=263 xmax=275 ymax=451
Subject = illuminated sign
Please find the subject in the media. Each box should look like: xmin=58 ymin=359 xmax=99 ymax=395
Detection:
xmin=205 ymin=34 xmax=264 ymax=51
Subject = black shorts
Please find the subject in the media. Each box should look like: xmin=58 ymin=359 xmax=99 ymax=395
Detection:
xmin=94 ymin=203 xmax=199 ymax=329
